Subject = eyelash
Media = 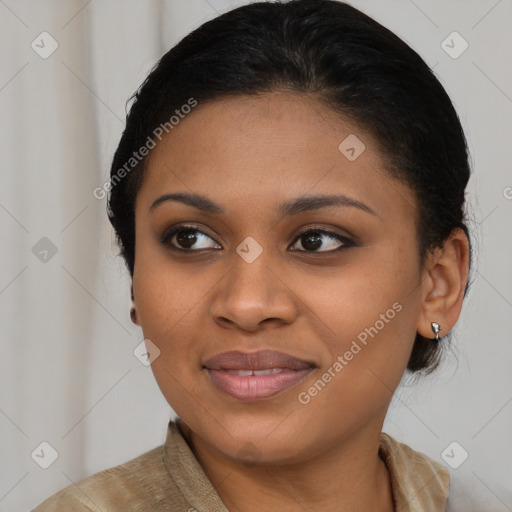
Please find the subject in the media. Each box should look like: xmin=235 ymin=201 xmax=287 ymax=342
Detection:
xmin=160 ymin=224 xmax=355 ymax=254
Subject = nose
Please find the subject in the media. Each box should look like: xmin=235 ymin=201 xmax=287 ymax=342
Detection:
xmin=209 ymin=255 xmax=299 ymax=333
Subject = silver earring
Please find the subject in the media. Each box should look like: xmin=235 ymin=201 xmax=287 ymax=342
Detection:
xmin=431 ymin=322 xmax=442 ymax=341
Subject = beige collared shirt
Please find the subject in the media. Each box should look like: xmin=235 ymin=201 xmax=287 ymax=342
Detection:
xmin=33 ymin=419 xmax=454 ymax=511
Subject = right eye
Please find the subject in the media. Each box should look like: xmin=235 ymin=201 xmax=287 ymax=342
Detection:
xmin=161 ymin=225 xmax=222 ymax=251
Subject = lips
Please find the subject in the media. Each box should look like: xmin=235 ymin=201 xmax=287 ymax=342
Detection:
xmin=204 ymin=350 xmax=314 ymax=371
xmin=203 ymin=350 xmax=316 ymax=401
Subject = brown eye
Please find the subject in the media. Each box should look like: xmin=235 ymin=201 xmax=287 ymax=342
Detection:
xmin=289 ymin=228 xmax=353 ymax=253
xmin=161 ymin=225 xmax=221 ymax=251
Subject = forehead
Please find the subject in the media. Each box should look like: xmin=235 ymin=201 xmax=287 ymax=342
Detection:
xmin=137 ymin=91 xmax=417 ymax=222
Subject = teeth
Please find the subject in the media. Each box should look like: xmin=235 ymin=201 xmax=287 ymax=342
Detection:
xmin=253 ymin=368 xmax=283 ymax=376
xmin=231 ymin=370 xmax=253 ymax=376
xmin=227 ymin=368 xmax=284 ymax=376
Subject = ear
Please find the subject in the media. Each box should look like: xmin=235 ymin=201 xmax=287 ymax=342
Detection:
xmin=417 ymin=228 xmax=470 ymax=340
xmin=130 ymin=283 xmax=140 ymax=326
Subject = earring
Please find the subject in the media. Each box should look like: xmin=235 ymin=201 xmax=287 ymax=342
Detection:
xmin=431 ymin=322 xmax=442 ymax=341
xmin=130 ymin=307 xmax=137 ymax=323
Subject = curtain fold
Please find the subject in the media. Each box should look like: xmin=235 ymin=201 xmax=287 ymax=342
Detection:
xmin=1 ymin=2 xmax=166 ymax=510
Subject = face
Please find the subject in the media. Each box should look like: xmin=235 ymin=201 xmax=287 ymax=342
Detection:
xmin=132 ymin=91 xmax=425 ymax=464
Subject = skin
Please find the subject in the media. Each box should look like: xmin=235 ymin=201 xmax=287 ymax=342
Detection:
xmin=131 ymin=91 xmax=470 ymax=511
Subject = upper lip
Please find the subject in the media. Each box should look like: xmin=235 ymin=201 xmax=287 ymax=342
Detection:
xmin=203 ymin=350 xmax=316 ymax=371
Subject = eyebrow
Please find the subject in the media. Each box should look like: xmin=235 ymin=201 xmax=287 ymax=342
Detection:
xmin=149 ymin=192 xmax=379 ymax=218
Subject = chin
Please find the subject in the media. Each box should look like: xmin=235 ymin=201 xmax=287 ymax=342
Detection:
xmin=194 ymin=410 xmax=317 ymax=465
xmin=226 ymin=434 xmax=309 ymax=466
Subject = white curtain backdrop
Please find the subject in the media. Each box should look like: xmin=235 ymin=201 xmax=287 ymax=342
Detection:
xmin=0 ymin=1 xmax=510 ymax=510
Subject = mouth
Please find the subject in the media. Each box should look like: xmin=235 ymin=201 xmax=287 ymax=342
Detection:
xmin=203 ymin=350 xmax=316 ymax=401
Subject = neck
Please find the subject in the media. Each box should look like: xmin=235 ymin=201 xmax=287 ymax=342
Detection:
xmin=179 ymin=420 xmax=394 ymax=512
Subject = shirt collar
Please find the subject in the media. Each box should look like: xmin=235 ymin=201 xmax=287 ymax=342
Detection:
xmin=379 ymin=431 xmax=450 ymax=511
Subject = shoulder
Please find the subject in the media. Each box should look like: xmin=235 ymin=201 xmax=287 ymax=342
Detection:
xmin=32 ymin=443 xmax=190 ymax=512
xmin=379 ymin=431 xmax=451 ymax=483
xmin=379 ymin=433 xmax=496 ymax=512
xmin=379 ymin=432 xmax=450 ymax=511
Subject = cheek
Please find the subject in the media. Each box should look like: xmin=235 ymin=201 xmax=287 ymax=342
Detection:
xmin=133 ymin=247 xmax=202 ymax=340
xmin=134 ymin=267 xmax=206 ymax=410
xmin=296 ymin=302 xmax=415 ymax=441
xmin=301 ymin=246 xmax=421 ymax=393
xmin=302 ymin=243 xmax=417 ymax=335
xmin=132 ymin=257 xmax=218 ymax=403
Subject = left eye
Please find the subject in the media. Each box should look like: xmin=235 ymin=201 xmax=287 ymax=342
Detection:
xmin=162 ymin=225 xmax=221 ymax=251
xmin=289 ymin=228 xmax=351 ymax=252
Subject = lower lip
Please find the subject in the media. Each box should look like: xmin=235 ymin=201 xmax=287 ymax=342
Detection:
xmin=205 ymin=368 xmax=314 ymax=401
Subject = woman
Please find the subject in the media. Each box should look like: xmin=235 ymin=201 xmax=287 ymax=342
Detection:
xmin=34 ymin=0 xmax=474 ymax=510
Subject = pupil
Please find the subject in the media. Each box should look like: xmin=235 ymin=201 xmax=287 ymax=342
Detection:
xmin=177 ymin=230 xmax=197 ymax=249
xmin=303 ymin=232 xmax=322 ymax=250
